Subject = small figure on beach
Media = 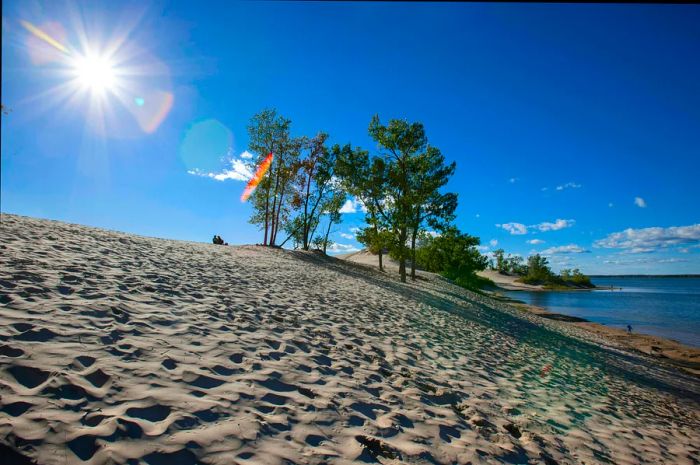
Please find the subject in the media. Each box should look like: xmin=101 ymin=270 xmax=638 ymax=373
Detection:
xmin=627 ymin=324 xmax=632 ymax=334
xmin=212 ymin=235 xmax=225 ymax=245
xmin=540 ymin=363 xmax=552 ymax=377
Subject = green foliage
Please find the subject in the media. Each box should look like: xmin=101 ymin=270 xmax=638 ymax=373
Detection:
xmin=338 ymin=115 xmax=457 ymax=283
xmin=415 ymin=227 xmax=488 ymax=289
xmin=520 ymin=254 xmax=553 ymax=283
xmin=559 ymin=268 xmax=593 ymax=287
xmin=519 ymin=256 xmax=594 ymax=288
xmin=356 ymin=227 xmax=392 ymax=255
xmin=493 ymin=249 xmax=506 ymax=273
xmin=289 ymin=132 xmax=338 ymax=250
xmin=246 ymin=109 xmax=296 ymax=246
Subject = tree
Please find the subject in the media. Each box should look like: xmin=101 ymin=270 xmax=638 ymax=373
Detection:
xmin=406 ymin=146 xmax=457 ymax=280
xmin=246 ymin=109 xmax=293 ymax=245
xmin=367 ymin=115 xmax=435 ymax=283
xmin=334 ymin=143 xmax=390 ymax=271
xmin=315 ymin=190 xmax=346 ymax=254
xmin=506 ymin=255 xmax=526 ymax=275
xmin=524 ymin=254 xmax=553 ymax=283
xmin=355 ymin=226 xmax=392 ymax=270
xmin=493 ymin=249 xmax=506 ymax=273
xmin=288 ymin=132 xmax=336 ymax=250
xmin=415 ymin=227 xmax=488 ymax=287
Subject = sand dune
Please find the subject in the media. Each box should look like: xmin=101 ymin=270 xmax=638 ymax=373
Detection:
xmin=1 ymin=214 xmax=699 ymax=465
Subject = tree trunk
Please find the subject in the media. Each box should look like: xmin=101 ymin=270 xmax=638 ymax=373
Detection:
xmin=399 ymin=228 xmax=407 ymax=283
xmin=269 ymin=160 xmax=283 ymax=246
xmin=272 ymin=186 xmax=286 ymax=245
xmin=323 ymin=217 xmax=333 ymax=254
xmin=372 ymin=220 xmax=383 ymax=272
xmin=410 ymin=227 xmax=418 ymax=281
xmin=302 ymin=170 xmax=313 ymax=250
xmin=263 ymin=183 xmax=271 ymax=246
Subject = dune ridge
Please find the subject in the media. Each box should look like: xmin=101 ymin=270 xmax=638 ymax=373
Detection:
xmin=1 ymin=214 xmax=699 ymax=465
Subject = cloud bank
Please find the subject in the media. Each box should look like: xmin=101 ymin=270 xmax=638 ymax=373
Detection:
xmin=594 ymin=224 xmax=700 ymax=253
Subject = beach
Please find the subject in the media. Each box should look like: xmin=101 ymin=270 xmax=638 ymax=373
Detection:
xmin=2 ymin=214 xmax=699 ymax=464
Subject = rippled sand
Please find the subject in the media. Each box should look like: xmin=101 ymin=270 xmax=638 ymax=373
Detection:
xmin=1 ymin=214 xmax=699 ymax=465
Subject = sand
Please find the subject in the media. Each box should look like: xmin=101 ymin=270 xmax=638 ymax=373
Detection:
xmin=1 ymin=214 xmax=699 ymax=465
xmin=477 ymin=270 xmax=546 ymax=291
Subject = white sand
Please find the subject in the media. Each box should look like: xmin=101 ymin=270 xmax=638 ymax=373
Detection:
xmin=1 ymin=214 xmax=699 ymax=465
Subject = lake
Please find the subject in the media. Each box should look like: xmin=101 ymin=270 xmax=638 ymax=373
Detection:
xmin=503 ymin=276 xmax=700 ymax=348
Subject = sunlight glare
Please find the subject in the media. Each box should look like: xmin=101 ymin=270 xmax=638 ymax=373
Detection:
xmin=72 ymin=54 xmax=117 ymax=93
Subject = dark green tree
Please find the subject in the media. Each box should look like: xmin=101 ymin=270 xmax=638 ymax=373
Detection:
xmin=406 ymin=145 xmax=457 ymax=280
xmin=415 ymin=227 xmax=488 ymax=287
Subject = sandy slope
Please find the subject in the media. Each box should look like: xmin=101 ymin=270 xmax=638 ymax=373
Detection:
xmin=337 ymin=252 xmax=542 ymax=291
xmin=1 ymin=214 xmax=699 ymax=465
xmin=477 ymin=270 xmax=545 ymax=291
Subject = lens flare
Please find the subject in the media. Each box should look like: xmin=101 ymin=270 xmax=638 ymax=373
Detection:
xmin=72 ymin=54 xmax=117 ymax=93
xmin=18 ymin=15 xmax=174 ymax=136
xmin=21 ymin=20 xmax=69 ymax=55
xmin=241 ymin=153 xmax=274 ymax=202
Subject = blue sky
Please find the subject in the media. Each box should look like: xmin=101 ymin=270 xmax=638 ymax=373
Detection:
xmin=2 ymin=1 xmax=699 ymax=274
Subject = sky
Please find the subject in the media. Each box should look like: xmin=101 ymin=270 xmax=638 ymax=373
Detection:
xmin=2 ymin=1 xmax=699 ymax=275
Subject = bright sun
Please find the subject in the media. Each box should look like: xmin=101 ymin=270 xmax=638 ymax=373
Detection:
xmin=72 ymin=54 xmax=116 ymax=93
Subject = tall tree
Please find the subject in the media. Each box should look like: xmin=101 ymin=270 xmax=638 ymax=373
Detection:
xmin=246 ymin=109 xmax=292 ymax=245
xmin=316 ymin=190 xmax=346 ymax=254
xmin=334 ymin=143 xmax=390 ymax=271
xmin=268 ymin=135 xmax=302 ymax=246
xmin=368 ymin=115 xmax=447 ymax=283
xmin=293 ymin=133 xmax=336 ymax=250
xmin=407 ymin=146 xmax=457 ymax=280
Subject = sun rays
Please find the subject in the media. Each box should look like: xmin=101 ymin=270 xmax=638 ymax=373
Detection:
xmin=18 ymin=13 xmax=173 ymax=138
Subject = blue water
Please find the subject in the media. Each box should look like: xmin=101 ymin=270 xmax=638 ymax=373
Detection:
xmin=503 ymin=277 xmax=700 ymax=348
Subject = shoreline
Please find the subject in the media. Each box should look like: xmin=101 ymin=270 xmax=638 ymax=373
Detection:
xmin=490 ymin=292 xmax=700 ymax=377
xmin=343 ymin=251 xmax=699 ymax=376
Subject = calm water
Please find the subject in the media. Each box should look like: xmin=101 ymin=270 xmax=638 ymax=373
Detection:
xmin=503 ymin=277 xmax=700 ymax=348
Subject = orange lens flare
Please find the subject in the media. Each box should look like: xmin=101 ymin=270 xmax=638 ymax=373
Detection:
xmin=21 ymin=20 xmax=69 ymax=55
xmin=241 ymin=153 xmax=273 ymax=202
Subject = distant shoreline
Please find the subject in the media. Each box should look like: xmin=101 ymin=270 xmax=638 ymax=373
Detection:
xmin=589 ymin=274 xmax=700 ymax=278
xmin=491 ymin=293 xmax=700 ymax=377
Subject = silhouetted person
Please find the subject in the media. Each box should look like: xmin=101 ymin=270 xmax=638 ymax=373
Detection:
xmin=627 ymin=325 xmax=632 ymax=334
xmin=213 ymin=235 xmax=218 ymax=244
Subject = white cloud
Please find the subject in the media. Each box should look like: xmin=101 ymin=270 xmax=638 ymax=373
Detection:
xmin=350 ymin=227 xmax=361 ymax=233
xmin=541 ymin=244 xmax=590 ymax=255
xmin=594 ymin=224 xmax=700 ymax=253
xmin=327 ymin=243 xmax=360 ymax=254
xmin=240 ymin=150 xmax=254 ymax=159
xmin=555 ymin=182 xmax=582 ymax=191
xmin=527 ymin=239 xmax=545 ymax=245
xmin=426 ymin=230 xmax=441 ymax=238
xmin=489 ymin=239 xmax=498 ymax=247
xmin=339 ymin=232 xmax=355 ymax=240
xmin=477 ymin=245 xmax=489 ymax=252
xmin=634 ymin=197 xmax=647 ymax=208
xmin=187 ymin=153 xmax=253 ymax=182
xmin=339 ymin=197 xmax=368 ymax=214
xmin=497 ymin=218 xmax=575 ymax=235
xmin=496 ymin=222 xmax=528 ymax=235
xmin=535 ymin=219 xmax=575 ymax=232
xmin=604 ymin=257 xmax=689 ymax=266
